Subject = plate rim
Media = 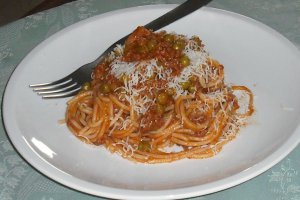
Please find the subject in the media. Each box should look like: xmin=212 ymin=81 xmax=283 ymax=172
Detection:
xmin=2 ymin=4 xmax=300 ymax=200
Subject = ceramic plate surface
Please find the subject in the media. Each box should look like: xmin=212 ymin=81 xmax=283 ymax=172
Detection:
xmin=3 ymin=5 xmax=300 ymax=200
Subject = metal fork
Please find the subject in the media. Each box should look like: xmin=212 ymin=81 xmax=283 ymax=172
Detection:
xmin=30 ymin=0 xmax=212 ymax=99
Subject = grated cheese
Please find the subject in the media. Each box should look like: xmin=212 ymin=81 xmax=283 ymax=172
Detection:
xmin=107 ymin=35 xmax=224 ymax=116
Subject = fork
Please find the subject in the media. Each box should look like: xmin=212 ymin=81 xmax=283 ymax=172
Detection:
xmin=30 ymin=0 xmax=212 ymax=99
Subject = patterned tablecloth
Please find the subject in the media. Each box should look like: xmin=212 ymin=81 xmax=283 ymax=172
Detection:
xmin=0 ymin=0 xmax=299 ymax=199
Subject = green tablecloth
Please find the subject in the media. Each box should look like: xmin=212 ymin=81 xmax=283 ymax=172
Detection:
xmin=0 ymin=0 xmax=299 ymax=199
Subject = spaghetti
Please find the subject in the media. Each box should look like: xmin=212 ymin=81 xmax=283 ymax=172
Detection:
xmin=66 ymin=27 xmax=254 ymax=163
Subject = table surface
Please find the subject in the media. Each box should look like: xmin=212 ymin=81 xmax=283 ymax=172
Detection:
xmin=0 ymin=0 xmax=300 ymax=199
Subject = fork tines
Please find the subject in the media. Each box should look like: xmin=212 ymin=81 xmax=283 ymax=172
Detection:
xmin=29 ymin=77 xmax=81 ymax=99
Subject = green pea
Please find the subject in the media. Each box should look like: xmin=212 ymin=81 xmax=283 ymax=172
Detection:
xmin=157 ymin=92 xmax=169 ymax=105
xmin=180 ymin=55 xmax=190 ymax=67
xmin=100 ymin=83 xmax=111 ymax=94
xmin=180 ymin=81 xmax=191 ymax=90
xmin=138 ymin=141 xmax=151 ymax=152
xmin=172 ymin=39 xmax=185 ymax=50
xmin=120 ymin=74 xmax=129 ymax=83
xmin=147 ymin=40 xmax=157 ymax=51
xmin=172 ymin=43 xmax=181 ymax=51
xmin=156 ymin=104 xmax=166 ymax=115
xmin=163 ymin=34 xmax=174 ymax=43
xmin=81 ymin=82 xmax=91 ymax=91
xmin=188 ymin=86 xmax=196 ymax=93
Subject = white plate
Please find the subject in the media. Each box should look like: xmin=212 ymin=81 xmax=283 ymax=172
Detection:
xmin=3 ymin=5 xmax=300 ymax=200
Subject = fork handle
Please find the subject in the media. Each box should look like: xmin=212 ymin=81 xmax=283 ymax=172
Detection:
xmin=93 ymin=0 xmax=211 ymax=64
xmin=144 ymin=0 xmax=212 ymax=31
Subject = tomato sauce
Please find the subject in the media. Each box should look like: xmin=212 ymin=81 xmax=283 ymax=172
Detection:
xmin=91 ymin=27 xmax=198 ymax=133
xmin=123 ymin=26 xmax=188 ymax=75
